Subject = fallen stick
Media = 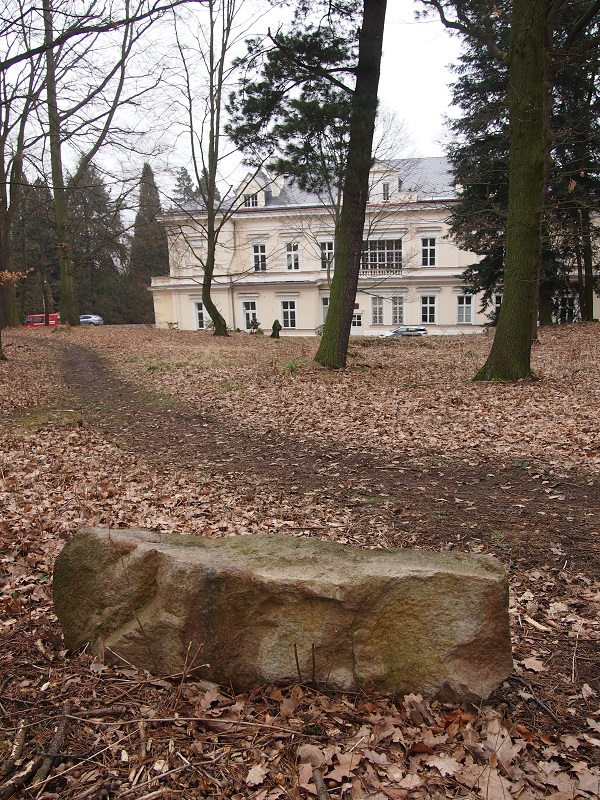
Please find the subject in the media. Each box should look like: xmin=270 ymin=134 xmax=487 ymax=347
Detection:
xmin=312 ymin=768 xmax=331 ymax=800
xmin=33 ymin=702 xmax=71 ymax=786
xmin=0 ymin=757 xmax=43 ymax=800
xmin=1 ymin=719 xmax=27 ymax=777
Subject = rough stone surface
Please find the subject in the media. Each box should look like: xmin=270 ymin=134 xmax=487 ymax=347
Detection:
xmin=53 ymin=528 xmax=513 ymax=700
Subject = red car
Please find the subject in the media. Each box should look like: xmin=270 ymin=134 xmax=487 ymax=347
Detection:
xmin=22 ymin=313 xmax=61 ymax=328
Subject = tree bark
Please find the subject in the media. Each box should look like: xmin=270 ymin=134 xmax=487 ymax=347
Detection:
xmin=474 ymin=0 xmax=547 ymax=380
xmin=579 ymin=207 xmax=595 ymax=320
xmin=43 ymin=0 xmax=79 ymax=326
xmin=314 ymin=0 xmax=387 ymax=369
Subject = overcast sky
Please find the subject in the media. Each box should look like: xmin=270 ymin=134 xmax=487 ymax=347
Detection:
xmin=379 ymin=6 xmax=463 ymax=157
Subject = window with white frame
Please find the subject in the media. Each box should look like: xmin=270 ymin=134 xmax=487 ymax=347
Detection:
xmin=321 ymin=297 xmax=329 ymax=323
xmin=320 ymin=241 xmax=334 ymax=271
xmin=391 ymin=295 xmax=404 ymax=325
xmin=382 ymin=182 xmax=390 ymax=201
xmin=243 ymin=300 xmax=257 ymax=330
xmin=195 ymin=302 xmax=205 ymax=330
xmin=253 ymin=243 xmax=266 ymax=271
xmin=286 ymin=242 xmax=300 ymax=270
xmin=361 ymin=239 xmax=402 ymax=270
xmin=371 ymin=296 xmax=384 ymax=325
xmin=243 ymin=193 xmax=258 ymax=207
xmin=494 ymin=293 xmax=502 ymax=313
xmin=281 ymin=300 xmax=297 ymax=328
xmin=421 ymin=295 xmax=436 ymax=324
xmin=457 ymin=294 xmax=473 ymax=323
xmin=351 ymin=313 xmax=363 ymax=327
xmin=421 ymin=237 xmax=436 ymax=266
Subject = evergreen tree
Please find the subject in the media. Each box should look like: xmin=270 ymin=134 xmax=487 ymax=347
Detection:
xmin=68 ymin=162 xmax=128 ymax=323
xmin=228 ymin=0 xmax=387 ymax=367
xmin=447 ymin=4 xmax=600 ymax=327
xmin=11 ymin=177 xmax=60 ymax=319
xmin=173 ymin=167 xmax=201 ymax=208
xmin=126 ymin=163 xmax=169 ymax=323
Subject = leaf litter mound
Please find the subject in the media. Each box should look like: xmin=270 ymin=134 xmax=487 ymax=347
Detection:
xmin=1 ymin=324 xmax=599 ymax=800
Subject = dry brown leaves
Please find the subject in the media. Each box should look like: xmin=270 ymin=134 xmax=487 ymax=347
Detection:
xmin=1 ymin=324 xmax=599 ymax=800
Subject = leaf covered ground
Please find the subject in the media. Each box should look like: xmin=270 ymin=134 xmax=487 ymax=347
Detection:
xmin=1 ymin=324 xmax=599 ymax=800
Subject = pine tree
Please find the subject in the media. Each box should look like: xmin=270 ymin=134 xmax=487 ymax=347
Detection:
xmin=68 ymin=162 xmax=128 ymax=323
xmin=127 ymin=163 xmax=169 ymax=323
xmin=173 ymin=167 xmax=201 ymax=208
xmin=12 ymin=177 xmax=60 ymax=319
xmin=447 ymin=5 xmax=600 ymax=327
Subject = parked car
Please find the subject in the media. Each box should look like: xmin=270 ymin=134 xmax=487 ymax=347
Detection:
xmin=79 ymin=314 xmax=104 ymax=326
xmin=379 ymin=325 xmax=428 ymax=338
xmin=22 ymin=313 xmax=60 ymax=328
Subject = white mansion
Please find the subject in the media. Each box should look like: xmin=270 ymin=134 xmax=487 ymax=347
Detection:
xmin=150 ymin=157 xmax=495 ymax=335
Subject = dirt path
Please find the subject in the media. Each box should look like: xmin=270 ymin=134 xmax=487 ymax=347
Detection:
xmin=54 ymin=339 xmax=600 ymax=573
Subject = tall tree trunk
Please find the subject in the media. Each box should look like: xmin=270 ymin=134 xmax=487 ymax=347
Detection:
xmin=0 ymin=218 xmax=18 ymax=328
xmin=203 ymin=230 xmax=228 ymax=335
xmin=538 ymin=276 xmax=554 ymax=325
xmin=579 ymin=207 xmax=594 ymax=320
xmin=314 ymin=0 xmax=387 ymax=369
xmin=43 ymin=0 xmax=79 ymax=326
xmin=474 ymin=0 xmax=547 ymax=380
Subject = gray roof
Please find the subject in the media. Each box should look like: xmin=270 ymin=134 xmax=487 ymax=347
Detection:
xmin=164 ymin=157 xmax=454 ymax=218
xmin=264 ymin=156 xmax=455 ymax=208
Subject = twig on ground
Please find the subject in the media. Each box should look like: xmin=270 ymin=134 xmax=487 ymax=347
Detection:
xmin=1 ymin=719 xmax=27 ymax=776
xmin=33 ymin=701 xmax=71 ymax=786
xmin=134 ymin=790 xmax=165 ymax=800
xmin=117 ymin=765 xmax=187 ymax=797
xmin=312 ymin=767 xmax=330 ymax=800
xmin=71 ymin=780 xmax=104 ymax=800
xmin=510 ymin=676 xmax=562 ymax=724
xmin=572 ymin=623 xmax=582 ymax=684
xmin=0 ymin=757 xmax=43 ymax=800
xmin=139 ymin=720 xmax=147 ymax=762
xmin=75 ymin=705 xmax=128 ymax=719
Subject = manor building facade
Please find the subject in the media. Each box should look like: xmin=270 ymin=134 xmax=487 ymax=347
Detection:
xmin=150 ymin=157 xmax=496 ymax=335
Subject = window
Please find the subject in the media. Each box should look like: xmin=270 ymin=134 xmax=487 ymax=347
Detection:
xmin=286 ymin=242 xmax=300 ymax=270
xmin=421 ymin=237 xmax=436 ymax=266
xmin=243 ymin=301 xmax=257 ymax=330
xmin=421 ymin=295 xmax=436 ymax=324
xmin=391 ymin=295 xmax=404 ymax=325
xmin=253 ymin=244 xmax=266 ymax=271
xmin=281 ymin=300 xmax=296 ymax=328
xmin=382 ymin=182 xmax=390 ymax=201
xmin=398 ymin=178 xmax=403 ymax=191
xmin=371 ymin=296 xmax=384 ymax=325
xmin=195 ymin=302 xmax=205 ymax=330
xmin=320 ymin=241 xmax=334 ymax=271
xmin=494 ymin=293 xmax=502 ymax=312
xmin=457 ymin=295 xmax=473 ymax=324
xmin=361 ymin=239 xmax=402 ymax=271
xmin=244 ymin=193 xmax=258 ymax=207
xmin=557 ymin=296 xmax=576 ymax=324
xmin=351 ymin=313 xmax=363 ymax=327
xmin=321 ymin=297 xmax=329 ymax=323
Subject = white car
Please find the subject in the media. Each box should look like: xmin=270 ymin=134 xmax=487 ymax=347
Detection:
xmin=79 ymin=314 xmax=104 ymax=326
xmin=379 ymin=326 xmax=428 ymax=338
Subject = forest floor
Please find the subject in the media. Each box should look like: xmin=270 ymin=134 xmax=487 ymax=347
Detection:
xmin=1 ymin=324 xmax=599 ymax=800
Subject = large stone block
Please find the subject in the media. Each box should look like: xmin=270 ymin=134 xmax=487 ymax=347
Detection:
xmin=53 ymin=528 xmax=512 ymax=700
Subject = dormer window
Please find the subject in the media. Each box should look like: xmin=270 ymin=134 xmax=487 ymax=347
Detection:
xmin=382 ymin=182 xmax=390 ymax=202
xmin=243 ymin=193 xmax=258 ymax=208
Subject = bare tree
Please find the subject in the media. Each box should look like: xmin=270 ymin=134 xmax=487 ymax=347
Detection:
xmin=0 ymin=2 xmax=46 ymax=329
xmin=41 ymin=0 xmax=173 ymax=324
xmin=167 ymin=0 xmax=276 ymax=335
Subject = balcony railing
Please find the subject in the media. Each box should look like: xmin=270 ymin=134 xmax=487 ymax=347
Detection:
xmin=359 ymin=266 xmax=403 ymax=277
